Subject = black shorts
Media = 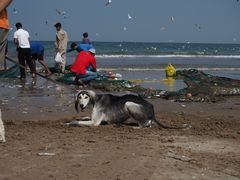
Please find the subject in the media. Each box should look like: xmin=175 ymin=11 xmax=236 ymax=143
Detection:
xmin=32 ymin=52 xmax=44 ymax=60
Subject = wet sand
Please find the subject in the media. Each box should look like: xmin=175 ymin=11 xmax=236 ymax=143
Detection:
xmin=0 ymin=77 xmax=240 ymax=180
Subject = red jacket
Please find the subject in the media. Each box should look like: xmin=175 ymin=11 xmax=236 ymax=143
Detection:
xmin=70 ymin=51 xmax=96 ymax=74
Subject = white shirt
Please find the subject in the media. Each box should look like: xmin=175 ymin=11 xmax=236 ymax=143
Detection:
xmin=14 ymin=29 xmax=30 ymax=48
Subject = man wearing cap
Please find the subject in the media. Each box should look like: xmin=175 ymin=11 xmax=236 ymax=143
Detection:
xmin=54 ymin=22 xmax=68 ymax=73
xmin=0 ymin=0 xmax=12 ymax=71
xmin=70 ymin=48 xmax=97 ymax=85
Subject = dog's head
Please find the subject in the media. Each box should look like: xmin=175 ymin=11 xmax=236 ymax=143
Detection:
xmin=75 ymin=90 xmax=96 ymax=112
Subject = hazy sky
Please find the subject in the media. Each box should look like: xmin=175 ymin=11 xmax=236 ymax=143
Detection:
xmin=7 ymin=0 xmax=240 ymax=43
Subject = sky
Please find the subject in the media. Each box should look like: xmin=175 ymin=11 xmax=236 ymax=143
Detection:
xmin=7 ymin=0 xmax=240 ymax=44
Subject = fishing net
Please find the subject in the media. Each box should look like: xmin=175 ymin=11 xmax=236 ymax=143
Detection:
xmin=0 ymin=65 xmax=19 ymax=78
xmin=56 ymin=69 xmax=240 ymax=102
xmin=163 ymin=69 xmax=240 ymax=102
xmin=1 ymin=65 xmax=240 ymax=102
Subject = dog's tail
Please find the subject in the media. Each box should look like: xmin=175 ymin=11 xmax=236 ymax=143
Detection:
xmin=153 ymin=118 xmax=191 ymax=130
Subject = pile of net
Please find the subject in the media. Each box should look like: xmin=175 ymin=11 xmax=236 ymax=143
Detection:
xmin=1 ymin=65 xmax=240 ymax=102
xmin=164 ymin=69 xmax=240 ymax=102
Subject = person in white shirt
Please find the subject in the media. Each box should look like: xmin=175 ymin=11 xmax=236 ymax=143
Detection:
xmin=13 ymin=22 xmax=36 ymax=81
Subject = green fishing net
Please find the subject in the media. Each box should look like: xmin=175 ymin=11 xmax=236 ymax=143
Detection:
xmin=0 ymin=65 xmax=19 ymax=78
xmin=1 ymin=65 xmax=240 ymax=102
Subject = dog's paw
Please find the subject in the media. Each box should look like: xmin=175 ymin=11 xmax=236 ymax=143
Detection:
xmin=81 ymin=116 xmax=91 ymax=121
xmin=66 ymin=120 xmax=80 ymax=127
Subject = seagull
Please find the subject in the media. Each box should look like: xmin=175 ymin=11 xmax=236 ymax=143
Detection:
xmin=13 ymin=8 xmax=18 ymax=14
xmin=105 ymin=0 xmax=112 ymax=6
xmin=56 ymin=9 xmax=67 ymax=18
xmin=123 ymin=26 xmax=127 ymax=31
xmin=194 ymin=24 xmax=201 ymax=30
xmin=128 ymin=13 xmax=132 ymax=20
xmin=56 ymin=9 xmax=61 ymax=15
xmin=170 ymin=16 xmax=175 ymax=22
xmin=151 ymin=47 xmax=157 ymax=51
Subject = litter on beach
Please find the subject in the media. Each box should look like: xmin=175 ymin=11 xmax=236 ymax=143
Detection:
xmin=37 ymin=152 xmax=56 ymax=156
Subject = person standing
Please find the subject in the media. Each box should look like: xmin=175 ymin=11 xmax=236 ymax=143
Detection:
xmin=81 ymin=32 xmax=91 ymax=44
xmin=54 ymin=22 xmax=68 ymax=73
xmin=13 ymin=22 xmax=36 ymax=80
xmin=0 ymin=0 xmax=12 ymax=71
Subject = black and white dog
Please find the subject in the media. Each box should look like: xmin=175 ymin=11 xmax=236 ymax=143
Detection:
xmin=69 ymin=90 xmax=189 ymax=129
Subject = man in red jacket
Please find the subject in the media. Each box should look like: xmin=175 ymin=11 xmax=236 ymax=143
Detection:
xmin=70 ymin=48 xmax=97 ymax=85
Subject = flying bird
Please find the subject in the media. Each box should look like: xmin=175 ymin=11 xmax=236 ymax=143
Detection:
xmin=123 ymin=26 xmax=127 ymax=31
xmin=56 ymin=9 xmax=67 ymax=18
xmin=128 ymin=13 xmax=132 ymax=20
xmin=105 ymin=0 xmax=112 ymax=6
xmin=151 ymin=47 xmax=157 ymax=51
xmin=13 ymin=8 xmax=18 ymax=14
xmin=194 ymin=24 xmax=202 ymax=30
xmin=170 ymin=16 xmax=175 ymax=22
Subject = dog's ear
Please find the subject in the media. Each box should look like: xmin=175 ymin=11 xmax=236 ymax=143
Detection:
xmin=87 ymin=90 xmax=96 ymax=106
xmin=75 ymin=93 xmax=80 ymax=113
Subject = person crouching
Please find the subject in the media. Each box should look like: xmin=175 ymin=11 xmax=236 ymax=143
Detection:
xmin=70 ymin=48 xmax=97 ymax=85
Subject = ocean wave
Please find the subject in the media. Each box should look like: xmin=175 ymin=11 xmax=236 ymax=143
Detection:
xmin=98 ymin=67 xmax=240 ymax=72
xmin=96 ymin=54 xmax=240 ymax=59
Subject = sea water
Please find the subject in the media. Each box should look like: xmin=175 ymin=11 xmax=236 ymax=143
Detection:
xmin=6 ymin=41 xmax=240 ymax=91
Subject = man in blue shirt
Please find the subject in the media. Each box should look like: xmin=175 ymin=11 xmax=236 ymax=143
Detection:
xmin=31 ymin=43 xmax=51 ymax=75
xmin=67 ymin=42 xmax=94 ymax=53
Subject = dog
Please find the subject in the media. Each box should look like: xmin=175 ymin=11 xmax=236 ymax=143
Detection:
xmin=68 ymin=90 xmax=190 ymax=129
xmin=0 ymin=109 xmax=6 ymax=143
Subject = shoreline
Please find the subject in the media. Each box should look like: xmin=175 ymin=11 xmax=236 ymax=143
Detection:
xmin=0 ymin=81 xmax=240 ymax=179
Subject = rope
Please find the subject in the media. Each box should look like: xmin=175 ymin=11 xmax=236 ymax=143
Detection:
xmin=5 ymin=55 xmax=76 ymax=90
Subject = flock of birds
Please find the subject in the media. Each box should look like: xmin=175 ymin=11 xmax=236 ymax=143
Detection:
xmin=11 ymin=0 xmax=239 ymax=39
xmin=105 ymin=0 xmax=203 ymax=33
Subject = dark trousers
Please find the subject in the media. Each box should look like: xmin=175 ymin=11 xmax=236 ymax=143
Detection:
xmin=0 ymin=29 xmax=9 ymax=70
xmin=17 ymin=48 xmax=36 ymax=78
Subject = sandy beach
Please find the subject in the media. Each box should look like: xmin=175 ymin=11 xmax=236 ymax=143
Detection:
xmin=2 ymin=0 xmax=240 ymax=179
xmin=0 ymin=77 xmax=240 ymax=180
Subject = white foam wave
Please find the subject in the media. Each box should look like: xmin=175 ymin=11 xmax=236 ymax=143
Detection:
xmin=96 ymin=54 xmax=240 ymax=59
xmin=98 ymin=67 xmax=240 ymax=72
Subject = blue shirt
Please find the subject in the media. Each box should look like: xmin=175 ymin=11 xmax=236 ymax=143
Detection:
xmin=67 ymin=43 xmax=94 ymax=53
xmin=30 ymin=43 xmax=44 ymax=55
